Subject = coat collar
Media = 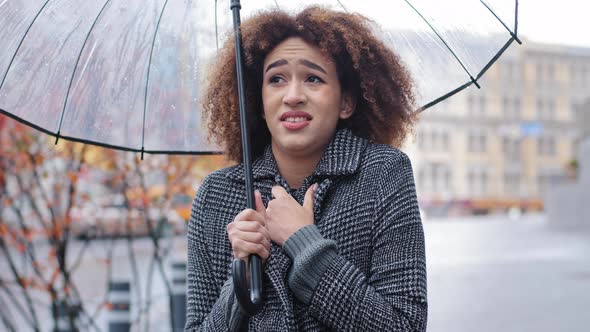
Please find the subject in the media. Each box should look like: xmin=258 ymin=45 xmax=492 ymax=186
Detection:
xmin=226 ymin=128 xmax=368 ymax=182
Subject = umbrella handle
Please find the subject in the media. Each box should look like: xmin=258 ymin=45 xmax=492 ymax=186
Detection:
xmin=231 ymin=255 xmax=263 ymax=316
xmin=229 ymin=0 xmax=264 ymax=326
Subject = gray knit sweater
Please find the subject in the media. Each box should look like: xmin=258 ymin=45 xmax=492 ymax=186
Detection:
xmin=185 ymin=129 xmax=427 ymax=331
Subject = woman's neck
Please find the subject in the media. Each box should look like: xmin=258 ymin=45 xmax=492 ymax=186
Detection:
xmin=272 ymin=146 xmax=324 ymax=190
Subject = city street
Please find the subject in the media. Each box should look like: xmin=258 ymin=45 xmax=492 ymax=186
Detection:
xmin=2 ymin=213 xmax=589 ymax=331
xmin=425 ymin=214 xmax=590 ymax=332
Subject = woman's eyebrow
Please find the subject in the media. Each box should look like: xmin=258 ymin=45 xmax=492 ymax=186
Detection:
xmin=265 ymin=59 xmax=288 ymax=73
xmin=298 ymin=59 xmax=327 ymax=74
xmin=265 ymin=59 xmax=327 ymax=74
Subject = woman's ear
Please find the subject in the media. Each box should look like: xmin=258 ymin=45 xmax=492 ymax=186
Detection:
xmin=339 ymin=93 xmax=356 ymax=119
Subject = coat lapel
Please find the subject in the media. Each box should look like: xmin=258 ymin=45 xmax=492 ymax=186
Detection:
xmin=224 ymin=129 xmax=368 ymax=331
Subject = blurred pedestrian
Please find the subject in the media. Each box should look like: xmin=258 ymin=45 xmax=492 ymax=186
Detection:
xmin=186 ymin=6 xmax=427 ymax=331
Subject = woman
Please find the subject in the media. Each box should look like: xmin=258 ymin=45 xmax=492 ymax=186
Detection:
xmin=186 ymin=6 xmax=427 ymax=332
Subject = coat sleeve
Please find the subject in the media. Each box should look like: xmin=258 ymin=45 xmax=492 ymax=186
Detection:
xmin=284 ymin=152 xmax=428 ymax=331
xmin=185 ymin=177 xmax=240 ymax=331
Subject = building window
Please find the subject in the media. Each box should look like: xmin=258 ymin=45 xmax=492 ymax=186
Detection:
xmin=468 ymin=132 xmax=487 ymax=153
xmin=467 ymin=166 xmax=488 ymax=195
xmin=418 ymin=129 xmax=451 ymax=152
xmin=468 ymin=94 xmax=486 ymax=116
xmin=537 ymin=97 xmax=555 ymax=120
xmin=441 ymin=132 xmax=450 ymax=148
xmin=503 ymin=96 xmax=521 ymax=119
xmin=418 ymin=162 xmax=452 ymax=193
xmin=537 ymin=136 xmax=556 ymax=156
xmin=501 ymin=61 xmax=521 ymax=82
xmin=536 ymin=61 xmax=556 ymax=86
xmin=503 ymin=172 xmax=521 ymax=196
xmin=571 ymin=63 xmax=589 ymax=88
xmin=502 ymin=137 xmax=521 ymax=160
xmin=535 ymin=62 xmax=544 ymax=86
xmin=546 ymin=63 xmax=555 ymax=83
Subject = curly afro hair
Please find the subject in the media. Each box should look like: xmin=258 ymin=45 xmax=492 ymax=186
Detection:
xmin=203 ymin=6 xmax=416 ymax=163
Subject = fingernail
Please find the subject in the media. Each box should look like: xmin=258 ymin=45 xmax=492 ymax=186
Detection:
xmin=313 ymin=183 xmax=318 ymax=191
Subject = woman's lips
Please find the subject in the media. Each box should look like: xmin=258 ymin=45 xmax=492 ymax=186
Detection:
xmin=282 ymin=120 xmax=310 ymax=130
xmin=280 ymin=111 xmax=312 ymax=131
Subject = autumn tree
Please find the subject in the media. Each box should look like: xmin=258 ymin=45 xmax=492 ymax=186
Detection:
xmin=0 ymin=115 xmax=227 ymax=331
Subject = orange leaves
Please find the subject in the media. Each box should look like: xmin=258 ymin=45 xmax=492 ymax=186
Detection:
xmin=105 ymin=302 xmax=113 ymax=310
xmin=32 ymin=260 xmax=44 ymax=271
xmin=63 ymin=215 xmax=72 ymax=227
xmin=22 ymin=228 xmax=33 ymax=241
xmin=50 ymin=223 xmax=63 ymax=238
xmin=34 ymin=153 xmax=45 ymax=165
xmin=67 ymin=172 xmax=79 ymax=185
xmin=104 ymin=302 xmax=129 ymax=311
xmin=15 ymin=276 xmax=47 ymax=291
xmin=48 ymin=267 xmax=60 ymax=285
xmin=16 ymin=276 xmax=34 ymax=289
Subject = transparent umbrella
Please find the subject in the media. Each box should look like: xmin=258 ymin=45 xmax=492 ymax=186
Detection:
xmin=0 ymin=0 xmax=520 ymax=155
xmin=0 ymin=0 xmax=521 ymax=324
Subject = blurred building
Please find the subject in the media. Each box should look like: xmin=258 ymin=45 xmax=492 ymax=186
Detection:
xmin=408 ymin=41 xmax=590 ymax=216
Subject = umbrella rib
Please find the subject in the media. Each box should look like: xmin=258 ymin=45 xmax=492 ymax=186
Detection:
xmin=402 ymin=0 xmax=480 ymax=89
xmin=479 ymin=0 xmax=521 ymax=45
xmin=416 ymin=81 xmax=472 ymax=114
xmin=142 ymin=0 xmax=171 ymax=160
xmin=514 ymin=0 xmax=519 ymax=38
xmin=57 ymin=0 xmax=112 ymax=145
xmin=0 ymin=108 xmax=223 ymax=155
xmin=0 ymin=0 xmax=51 ymax=92
xmin=476 ymin=38 xmax=516 ymax=81
xmin=335 ymin=1 xmax=349 ymax=13
xmin=215 ymin=0 xmax=219 ymax=50
xmin=417 ymin=37 xmax=519 ymax=114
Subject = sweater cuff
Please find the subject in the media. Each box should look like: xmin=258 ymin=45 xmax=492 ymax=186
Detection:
xmin=283 ymin=225 xmax=338 ymax=304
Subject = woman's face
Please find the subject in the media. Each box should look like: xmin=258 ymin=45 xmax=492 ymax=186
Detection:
xmin=262 ymin=37 xmax=353 ymax=160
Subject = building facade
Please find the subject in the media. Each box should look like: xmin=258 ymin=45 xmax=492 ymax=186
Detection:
xmin=407 ymin=41 xmax=590 ymax=216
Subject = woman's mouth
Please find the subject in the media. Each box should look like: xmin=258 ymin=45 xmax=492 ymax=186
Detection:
xmin=283 ymin=117 xmax=308 ymax=123
xmin=280 ymin=111 xmax=312 ymax=131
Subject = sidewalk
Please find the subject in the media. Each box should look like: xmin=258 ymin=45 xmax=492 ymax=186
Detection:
xmin=424 ymin=213 xmax=590 ymax=332
xmin=3 ymin=213 xmax=588 ymax=331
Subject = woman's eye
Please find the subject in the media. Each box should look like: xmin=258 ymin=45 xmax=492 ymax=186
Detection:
xmin=269 ymin=75 xmax=284 ymax=84
xmin=306 ymin=75 xmax=323 ymax=83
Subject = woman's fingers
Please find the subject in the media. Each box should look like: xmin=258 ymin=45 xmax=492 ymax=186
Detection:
xmin=228 ymin=220 xmax=268 ymax=233
xmin=227 ymin=205 xmax=271 ymax=263
xmin=228 ymin=225 xmax=270 ymax=245
xmin=231 ymin=239 xmax=270 ymax=261
xmin=233 ymin=208 xmax=266 ymax=226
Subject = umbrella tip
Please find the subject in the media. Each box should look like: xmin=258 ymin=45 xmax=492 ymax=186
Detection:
xmin=512 ymin=33 xmax=523 ymax=45
xmin=141 ymin=147 xmax=145 ymax=161
xmin=54 ymin=132 xmax=61 ymax=145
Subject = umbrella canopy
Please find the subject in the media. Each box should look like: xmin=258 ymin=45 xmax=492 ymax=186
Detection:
xmin=0 ymin=0 xmax=520 ymax=155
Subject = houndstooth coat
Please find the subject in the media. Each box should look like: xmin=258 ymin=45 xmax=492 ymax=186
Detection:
xmin=185 ymin=129 xmax=427 ymax=331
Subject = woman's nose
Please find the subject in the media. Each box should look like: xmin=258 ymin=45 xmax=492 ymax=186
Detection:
xmin=282 ymin=82 xmax=306 ymax=106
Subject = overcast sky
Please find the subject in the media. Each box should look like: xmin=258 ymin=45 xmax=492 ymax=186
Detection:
xmin=518 ymin=0 xmax=590 ymax=48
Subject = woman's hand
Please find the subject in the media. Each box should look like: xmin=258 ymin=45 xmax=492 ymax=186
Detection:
xmin=266 ymin=184 xmax=316 ymax=246
xmin=227 ymin=191 xmax=271 ymax=264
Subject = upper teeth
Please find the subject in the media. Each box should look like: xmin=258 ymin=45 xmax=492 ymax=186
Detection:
xmin=285 ymin=117 xmax=307 ymax=122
